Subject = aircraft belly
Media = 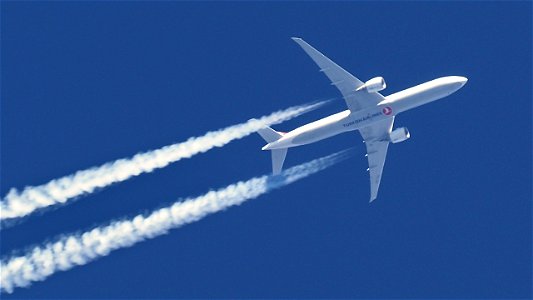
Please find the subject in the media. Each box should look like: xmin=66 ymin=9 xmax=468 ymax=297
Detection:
xmin=290 ymin=122 xmax=345 ymax=146
xmin=390 ymin=90 xmax=445 ymax=113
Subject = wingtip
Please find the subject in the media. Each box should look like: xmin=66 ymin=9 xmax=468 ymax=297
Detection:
xmin=291 ymin=37 xmax=303 ymax=41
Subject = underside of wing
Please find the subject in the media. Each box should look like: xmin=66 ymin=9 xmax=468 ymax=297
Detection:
xmin=292 ymin=37 xmax=385 ymax=112
xmin=359 ymin=117 xmax=394 ymax=202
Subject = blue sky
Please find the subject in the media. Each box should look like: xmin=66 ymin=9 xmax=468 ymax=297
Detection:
xmin=1 ymin=2 xmax=531 ymax=298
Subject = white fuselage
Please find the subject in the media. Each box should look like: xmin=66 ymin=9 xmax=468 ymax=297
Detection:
xmin=263 ymin=76 xmax=467 ymax=150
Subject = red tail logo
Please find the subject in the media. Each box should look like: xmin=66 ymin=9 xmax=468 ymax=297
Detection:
xmin=382 ymin=106 xmax=393 ymax=115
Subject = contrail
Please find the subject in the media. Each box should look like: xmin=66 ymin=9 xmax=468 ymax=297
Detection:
xmin=0 ymin=150 xmax=352 ymax=294
xmin=0 ymin=100 xmax=328 ymax=224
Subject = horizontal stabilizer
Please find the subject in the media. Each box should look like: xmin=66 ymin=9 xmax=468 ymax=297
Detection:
xmin=257 ymin=126 xmax=283 ymax=143
xmin=271 ymin=148 xmax=288 ymax=175
xmin=257 ymin=126 xmax=287 ymax=174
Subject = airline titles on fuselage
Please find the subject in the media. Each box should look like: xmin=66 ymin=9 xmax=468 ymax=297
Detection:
xmin=342 ymin=106 xmax=393 ymax=128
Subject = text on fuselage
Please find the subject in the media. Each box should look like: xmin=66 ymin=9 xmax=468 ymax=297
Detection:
xmin=342 ymin=111 xmax=383 ymax=128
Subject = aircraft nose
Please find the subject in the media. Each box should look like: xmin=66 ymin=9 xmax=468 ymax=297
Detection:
xmin=448 ymin=76 xmax=468 ymax=87
xmin=457 ymin=76 xmax=468 ymax=87
xmin=441 ymin=76 xmax=468 ymax=92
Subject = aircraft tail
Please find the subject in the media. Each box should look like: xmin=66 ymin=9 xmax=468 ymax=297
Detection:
xmin=257 ymin=127 xmax=288 ymax=175
xmin=257 ymin=126 xmax=283 ymax=143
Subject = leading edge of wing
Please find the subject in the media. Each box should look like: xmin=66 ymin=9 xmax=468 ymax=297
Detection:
xmin=291 ymin=37 xmax=385 ymax=112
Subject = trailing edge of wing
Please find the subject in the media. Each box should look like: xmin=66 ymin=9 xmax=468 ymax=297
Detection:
xmin=358 ymin=117 xmax=394 ymax=202
xmin=365 ymin=141 xmax=389 ymax=202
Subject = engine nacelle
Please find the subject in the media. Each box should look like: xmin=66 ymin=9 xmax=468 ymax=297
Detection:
xmin=389 ymin=127 xmax=410 ymax=144
xmin=356 ymin=76 xmax=386 ymax=93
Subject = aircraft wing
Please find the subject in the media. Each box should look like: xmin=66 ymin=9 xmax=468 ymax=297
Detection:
xmin=359 ymin=117 xmax=394 ymax=202
xmin=292 ymin=37 xmax=385 ymax=112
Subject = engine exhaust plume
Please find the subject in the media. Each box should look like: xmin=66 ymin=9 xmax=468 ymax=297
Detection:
xmin=0 ymin=149 xmax=352 ymax=294
xmin=1 ymin=100 xmax=329 ymax=224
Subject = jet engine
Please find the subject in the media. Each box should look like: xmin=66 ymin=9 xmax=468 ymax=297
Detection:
xmin=356 ymin=77 xmax=386 ymax=93
xmin=389 ymin=127 xmax=410 ymax=143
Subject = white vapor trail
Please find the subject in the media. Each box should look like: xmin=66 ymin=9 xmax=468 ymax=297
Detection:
xmin=0 ymin=101 xmax=328 ymax=224
xmin=0 ymin=150 xmax=351 ymax=294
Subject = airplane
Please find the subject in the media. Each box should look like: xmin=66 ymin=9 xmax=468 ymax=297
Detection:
xmin=257 ymin=37 xmax=468 ymax=202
